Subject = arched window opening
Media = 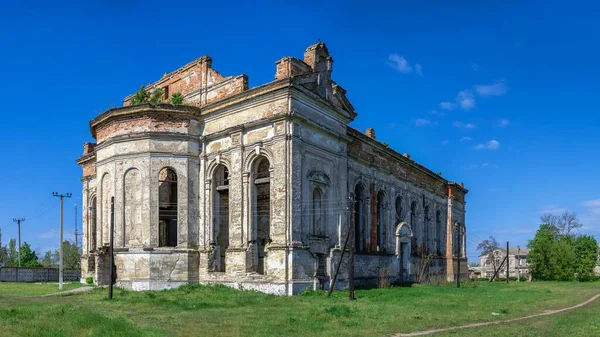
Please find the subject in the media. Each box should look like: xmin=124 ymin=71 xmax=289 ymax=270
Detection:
xmin=253 ymin=157 xmax=270 ymax=275
xmin=424 ymin=205 xmax=430 ymax=254
xmin=312 ymin=188 xmax=324 ymax=236
xmin=376 ymin=191 xmax=385 ymax=252
xmin=89 ymin=197 xmax=97 ymax=252
xmin=354 ymin=185 xmax=365 ymax=252
xmin=395 ymin=196 xmax=403 ymax=221
xmin=410 ymin=201 xmax=418 ymax=253
xmin=158 ymin=168 xmax=178 ymax=247
xmin=436 ymin=210 xmax=442 ymax=256
xmin=214 ymin=165 xmax=229 ymax=272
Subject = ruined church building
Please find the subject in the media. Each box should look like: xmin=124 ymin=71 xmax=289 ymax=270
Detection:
xmin=78 ymin=42 xmax=468 ymax=295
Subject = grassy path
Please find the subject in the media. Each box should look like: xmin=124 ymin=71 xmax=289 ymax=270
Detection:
xmin=393 ymin=293 xmax=600 ymax=336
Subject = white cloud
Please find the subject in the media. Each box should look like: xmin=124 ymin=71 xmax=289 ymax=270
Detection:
xmin=470 ymin=62 xmax=480 ymax=71
xmin=466 ymin=162 xmax=496 ymax=169
xmin=460 ymin=136 xmax=473 ymax=142
xmin=439 ymin=101 xmax=456 ymax=110
xmin=582 ymin=200 xmax=600 ymax=216
xmin=475 ymin=81 xmax=507 ymax=97
xmin=413 ymin=118 xmax=435 ymax=127
xmin=583 ymin=199 xmax=600 ymax=209
xmin=498 ymin=118 xmax=510 ymax=127
xmin=457 ymin=90 xmax=475 ymax=110
xmin=453 ymin=121 xmax=477 ymax=129
xmin=429 ymin=110 xmax=446 ymax=117
xmin=474 ymin=139 xmax=500 ymax=150
xmin=387 ymin=54 xmax=420 ymax=75
xmin=441 ymin=140 xmax=451 ymax=146
xmin=415 ymin=63 xmax=423 ymax=76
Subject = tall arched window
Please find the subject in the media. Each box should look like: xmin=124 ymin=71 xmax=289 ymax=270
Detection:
xmin=253 ymin=157 xmax=270 ymax=275
xmin=410 ymin=201 xmax=417 ymax=234
xmin=423 ymin=205 xmax=430 ymax=253
xmin=436 ymin=210 xmax=442 ymax=256
xmin=214 ymin=165 xmax=229 ymax=272
xmin=376 ymin=191 xmax=385 ymax=252
xmin=158 ymin=168 xmax=178 ymax=247
xmin=354 ymin=185 xmax=365 ymax=252
xmin=395 ymin=196 xmax=403 ymax=222
xmin=312 ymin=188 xmax=323 ymax=236
xmin=89 ymin=197 xmax=97 ymax=252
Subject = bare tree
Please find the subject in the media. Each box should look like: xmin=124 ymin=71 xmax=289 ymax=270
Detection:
xmin=540 ymin=213 xmax=559 ymax=228
xmin=477 ymin=236 xmax=500 ymax=278
xmin=540 ymin=211 xmax=582 ymax=236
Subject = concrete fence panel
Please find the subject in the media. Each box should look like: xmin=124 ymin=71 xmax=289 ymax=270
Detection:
xmin=0 ymin=267 xmax=81 ymax=282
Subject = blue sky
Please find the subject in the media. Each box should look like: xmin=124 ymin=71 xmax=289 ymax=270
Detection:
xmin=1 ymin=1 xmax=599 ymax=260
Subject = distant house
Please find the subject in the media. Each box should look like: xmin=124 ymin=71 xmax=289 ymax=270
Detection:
xmin=480 ymin=248 xmax=530 ymax=280
xmin=468 ymin=266 xmax=482 ymax=279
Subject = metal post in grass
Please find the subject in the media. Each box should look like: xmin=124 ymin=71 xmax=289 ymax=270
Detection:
xmin=456 ymin=222 xmax=460 ymax=288
xmin=506 ymin=241 xmax=509 ymax=284
xmin=108 ymin=196 xmax=114 ymax=300
xmin=328 ymin=194 xmax=354 ymax=299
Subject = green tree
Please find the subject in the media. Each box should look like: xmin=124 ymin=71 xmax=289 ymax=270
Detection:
xmin=527 ymin=224 xmax=558 ymax=280
xmin=553 ymin=235 xmax=575 ymax=281
xmin=0 ymin=228 xmax=4 ymax=265
xmin=574 ymin=235 xmax=598 ymax=281
xmin=41 ymin=250 xmax=56 ymax=267
xmin=170 ymin=92 xmax=184 ymax=105
xmin=20 ymin=242 xmax=41 ymax=267
xmin=7 ymin=238 xmax=17 ymax=266
xmin=62 ymin=240 xmax=81 ymax=269
xmin=149 ymin=88 xmax=164 ymax=104
xmin=130 ymin=85 xmax=150 ymax=105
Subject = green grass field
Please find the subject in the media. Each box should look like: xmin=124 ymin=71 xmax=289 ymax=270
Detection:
xmin=0 ymin=281 xmax=598 ymax=337
xmin=0 ymin=282 xmax=84 ymax=296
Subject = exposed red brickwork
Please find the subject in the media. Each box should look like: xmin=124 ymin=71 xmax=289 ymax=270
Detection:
xmin=123 ymin=56 xmax=248 ymax=107
xmin=82 ymin=162 xmax=96 ymax=177
xmin=348 ymin=129 xmax=452 ymax=197
xmin=83 ymin=142 xmax=96 ymax=155
xmin=95 ymin=115 xmax=192 ymax=143
xmin=275 ymin=57 xmax=311 ymax=79
xmin=205 ymin=75 xmax=248 ymax=105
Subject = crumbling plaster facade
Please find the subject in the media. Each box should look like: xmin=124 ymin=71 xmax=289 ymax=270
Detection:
xmin=78 ymin=42 xmax=468 ymax=295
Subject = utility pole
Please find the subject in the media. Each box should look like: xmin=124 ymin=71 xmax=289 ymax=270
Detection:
xmin=506 ymin=241 xmax=509 ymax=284
xmin=74 ymin=204 xmax=82 ymax=252
xmin=12 ymin=218 xmax=25 ymax=267
xmin=456 ymin=222 xmax=461 ymax=288
xmin=328 ymin=194 xmax=354 ymax=300
xmin=109 ymin=196 xmax=115 ymax=299
xmin=517 ymin=246 xmax=521 ymax=282
xmin=53 ymin=192 xmax=72 ymax=291
xmin=348 ymin=195 xmax=355 ymax=301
